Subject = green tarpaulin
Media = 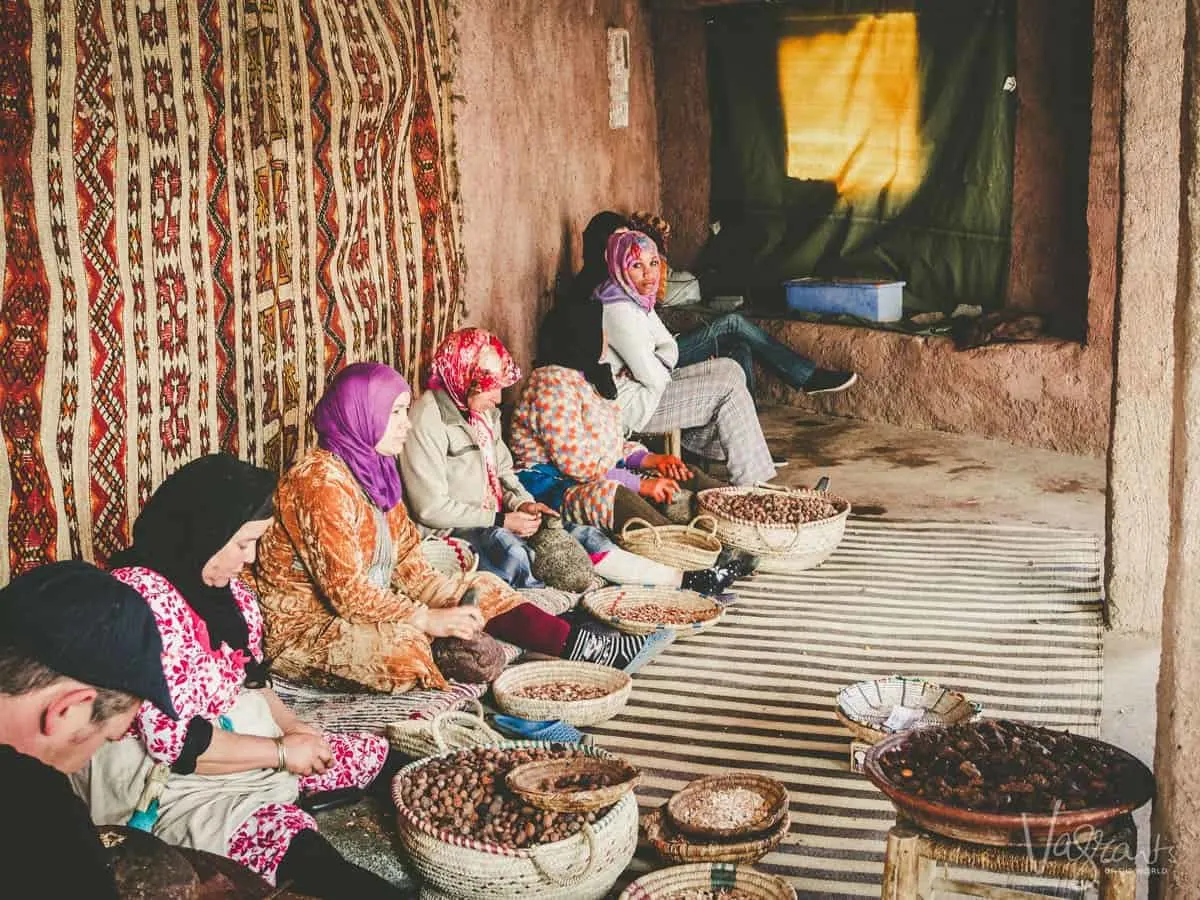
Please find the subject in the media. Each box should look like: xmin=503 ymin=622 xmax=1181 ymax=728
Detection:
xmin=704 ymin=0 xmax=1016 ymax=313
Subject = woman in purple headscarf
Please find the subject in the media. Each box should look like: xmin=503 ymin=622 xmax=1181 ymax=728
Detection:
xmin=253 ymin=362 xmax=671 ymax=693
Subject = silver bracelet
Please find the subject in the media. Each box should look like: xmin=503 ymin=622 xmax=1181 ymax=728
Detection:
xmin=274 ymin=737 xmax=287 ymax=772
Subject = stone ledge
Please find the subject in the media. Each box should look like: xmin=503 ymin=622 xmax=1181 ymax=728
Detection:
xmin=747 ymin=315 xmax=1112 ymax=457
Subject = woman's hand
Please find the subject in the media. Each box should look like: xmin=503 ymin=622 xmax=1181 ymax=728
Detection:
xmin=410 ymin=605 xmax=485 ymax=639
xmin=518 ymin=501 xmax=559 ymax=518
xmin=281 ymin=732 xmax=334 ymax=776
xmin=639 ymin=477 xmax=679 ymax=503
xmin=642 ymin=453 xmax=690 ymax=481
xmin=504 ymin=501 xmax=559 ymax=537
xmin=503 ymin=510 xmax=542 ymax=537
xmin=285 ymin=720 xmax=324 ymax=738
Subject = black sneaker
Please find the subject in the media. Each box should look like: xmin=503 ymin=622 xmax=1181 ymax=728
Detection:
xmin=566 ymin=622 xmax=675 ymax=674
xmin=715 ymin=548 xmax=759 ymax=578
xmin=771 ymin=454 xmax=790 ymax=468
xmin=804 ymin=369 xmax=858 ymax=395
xmin=681 ymin=563 xmax=740 ymax=596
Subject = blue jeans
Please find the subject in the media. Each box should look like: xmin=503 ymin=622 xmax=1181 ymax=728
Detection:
xmin=674 ymin=313 xmax=816 ymax=393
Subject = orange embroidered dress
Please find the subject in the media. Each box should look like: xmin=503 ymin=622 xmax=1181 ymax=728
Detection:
xmin=251 ymin=450 xmax=523 ymax=692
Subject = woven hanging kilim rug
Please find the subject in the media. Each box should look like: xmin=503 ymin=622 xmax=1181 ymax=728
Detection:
xmin=599 ymin=519 xmax=1104 ymax=899
xmin=0 ymin=0 xmax=464 ymax=577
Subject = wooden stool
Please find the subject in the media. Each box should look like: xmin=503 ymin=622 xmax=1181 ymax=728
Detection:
xmin=664 ymin=429 xmax=682 ymax=459
xmin=880 ymin=816 xmax=1137 ymax=900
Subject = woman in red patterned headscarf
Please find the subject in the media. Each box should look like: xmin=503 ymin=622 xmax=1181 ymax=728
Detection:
xmin=422 ymin=328 xmax=526 ymax=521
xmin=403 ymin=327 xmax=729 ymax=597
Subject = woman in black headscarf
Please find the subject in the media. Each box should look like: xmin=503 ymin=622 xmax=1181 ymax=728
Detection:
xmin=80 ymin=454 xmax=403 ymax=898
xmin=561 ymin=210 xmax=631 ymax=306
xmin=110 ymin=454 xmax=277 ymax=683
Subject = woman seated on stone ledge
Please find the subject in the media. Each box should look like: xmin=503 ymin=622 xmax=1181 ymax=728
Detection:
xmin=251 ymin=362 xmax=672 ymax=690
xmin=628 ymin=210 xmax=858 ymax=398
xmin=401 ymin=326 xmax=714 ymax=591
xmin=511 ymin=300 xmax=749 ymax=596
xmin=594 ymin=227 xmax=778 ymax=486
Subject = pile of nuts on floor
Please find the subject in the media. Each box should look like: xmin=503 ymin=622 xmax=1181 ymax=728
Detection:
xmin=704 ymin=491 xmax=842 ymax=525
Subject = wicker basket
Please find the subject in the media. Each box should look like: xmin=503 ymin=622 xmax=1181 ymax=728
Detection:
xmin=492 ymin=661 xmax=632 ymax=727
xmin=835 ymin=676 xmax=982 ymax=744
xmin=617 ymin=516 xmax=723 ymax=570
xmin=696 ymin=486 xmax=850 ymax=573
xmin=641 ymin=808 xmax=790 ymax=865
xmin=421 ymin=535 xmax=479 ymax=576
xmin=619 ymin=863 xmax=797 ymax=900
xmin=393 ymin=741 xmax=638 ymax=899
xmin=506 ymin=757 xmax=640 ymax=812
xmin=385 ymin=700 xmax=503 ymax=758
xmin=665 ymin=773 xmax=789 ymax=840
xmin=582 ymin=586 xmax=723 ymax=638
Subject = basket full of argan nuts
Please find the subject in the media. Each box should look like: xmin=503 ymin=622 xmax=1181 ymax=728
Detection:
xmin=392 ymin=742 xmax=638 ymax=899
xmin=698 ymin=485 xmax=851 ymax=572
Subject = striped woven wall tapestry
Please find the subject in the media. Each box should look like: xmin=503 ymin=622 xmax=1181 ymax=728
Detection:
xmin=0 ymin=0 xmax=465 ymax=577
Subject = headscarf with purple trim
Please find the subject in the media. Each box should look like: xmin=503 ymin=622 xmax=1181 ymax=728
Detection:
xmin=312 ymin=362 xmax=411 ymax=510
xmin=592 ymin=230 xmax=661 ymax=313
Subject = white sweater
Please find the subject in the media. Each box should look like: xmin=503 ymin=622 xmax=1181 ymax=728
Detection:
xmin=602 ymin=300 xmax=679 ymax=433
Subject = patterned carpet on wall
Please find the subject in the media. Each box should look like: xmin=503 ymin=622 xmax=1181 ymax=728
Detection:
xmin=0 ymin=0 xmax=464 ymax=577
xmin=599 ymin=519 xmax=1105 ymax=899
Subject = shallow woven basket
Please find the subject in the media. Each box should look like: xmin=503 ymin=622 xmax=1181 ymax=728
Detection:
xmin=492 ymin=661 xmax=633 ymax=727
xmin=835 ymin=676 xmax=982 ymax=744
xmin=617 ymin=515 xmax=723 ymax=571
xmin=421 ymin=535 xmax=479 ymax=576
xmin=506 ymin=756 xmax=640 ymax=812
xmin=619 ymin=863 xmax=797 ymax=900
xmin=582 ymin=586 xmax=724 ymax=638
xmin=665 ymin=773 xmax=789 ymax=840
xmin=696 ymin=486 xmax=850 ymax=573
xmin=640 ymin=808 xmax=790 ymax=865
xmin=385 ymin=700 xmax=503 ymax=758
xmin=393 ymin=741 xmax=638 ymax=900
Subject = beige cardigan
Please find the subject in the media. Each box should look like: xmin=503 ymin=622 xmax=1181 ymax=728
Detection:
xmin=400 ymin=388 xmax=533 ymax=534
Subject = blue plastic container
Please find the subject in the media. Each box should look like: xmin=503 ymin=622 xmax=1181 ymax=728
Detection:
xmin=783 ymin=278 xmax=905 ymax=322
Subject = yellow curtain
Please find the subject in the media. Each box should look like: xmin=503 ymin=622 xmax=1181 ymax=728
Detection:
xmin=778 ymin=13 xmax=925 ymax=199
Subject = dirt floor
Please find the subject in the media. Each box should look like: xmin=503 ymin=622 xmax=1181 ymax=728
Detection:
xmin=761 ymin=406 xmax=1106 ymax=532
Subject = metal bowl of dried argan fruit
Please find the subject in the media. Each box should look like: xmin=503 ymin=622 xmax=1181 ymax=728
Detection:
xmin=864 ymin=718 xmax=1155 ymax=846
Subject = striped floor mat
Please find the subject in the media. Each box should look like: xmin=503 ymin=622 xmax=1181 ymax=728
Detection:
xmin=596 ymin=519 xmax=1104 ymax=899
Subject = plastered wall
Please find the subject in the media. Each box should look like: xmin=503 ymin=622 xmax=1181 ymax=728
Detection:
xmin=452 ymin=0 xmax=662 ymax=377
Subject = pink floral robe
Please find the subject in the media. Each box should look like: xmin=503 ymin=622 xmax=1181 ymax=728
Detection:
xmin=84 ymin=567 xmax=389 ymax=883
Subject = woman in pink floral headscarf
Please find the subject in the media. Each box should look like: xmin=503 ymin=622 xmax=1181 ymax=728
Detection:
xmin=597 ymin=230 xmax=776 ymax=486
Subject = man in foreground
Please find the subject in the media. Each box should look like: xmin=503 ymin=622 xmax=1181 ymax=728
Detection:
xmin=0 ymin=560 xmax=178 ymax=898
